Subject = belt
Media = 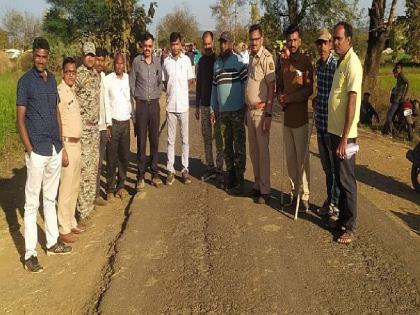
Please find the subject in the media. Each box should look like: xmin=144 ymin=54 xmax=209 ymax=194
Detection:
xmin=63 ymin=136 xmax=80 ymax=143
xmin=112 ymin=119 xmax=130 ymax=125
xmin=247 ymin=102 xmax=266 ymax=110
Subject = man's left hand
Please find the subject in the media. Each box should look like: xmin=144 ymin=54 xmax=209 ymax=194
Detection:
xmin=336 ymin=137 xmax=348 ymax=159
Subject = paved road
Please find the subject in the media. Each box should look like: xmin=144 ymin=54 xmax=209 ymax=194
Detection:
xmin=95 ymin=105 xmax=419 ymax=314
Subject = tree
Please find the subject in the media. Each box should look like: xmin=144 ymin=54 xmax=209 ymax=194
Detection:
xmin=210 ymin=0 xmax=246 ymax=40
xmin=250 ymin=0 xmax=261 ymax=24
xmin=405 ymin=0 xmax=419 ymax=62
xmin=44 ymin=0 xmax=155 ymax=53
xmin=2 ymin=9 xmax=42 ymax=50
xmin=107 ymin=0 xmax=156 ymax=63
xmin=363 ymin=0 xmax=399 ymax=93
xmin=259 ymin=0 xmax=364 ymax=50
xmin=0 ymin=28 xmax=8 ymax=49
xmin=156 ymin=7 xmax=200 ymax=48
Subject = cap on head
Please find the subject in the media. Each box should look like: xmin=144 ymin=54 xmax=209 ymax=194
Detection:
xmin=218 ymin=31 xmax=233 ymax=43
xmin=33 ymin=37 xmax=50 ymax=51
xmin=82 ymin=42 xmax=96 ymax=56
xmin=316 ymin=29 xmax=331 ymax=43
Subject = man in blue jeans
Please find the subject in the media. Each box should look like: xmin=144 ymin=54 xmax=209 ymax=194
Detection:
xmin=313 ymin=29 xmax=340 ymax=218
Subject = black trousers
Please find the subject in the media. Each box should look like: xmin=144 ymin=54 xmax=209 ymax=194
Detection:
xmin=330 ymin=133 xmax=358 ymax=232
xmin=107 ymin=120 xmax=130 ymax=193
xmin=96 ymin=129 xmax=108 ymax=198
xmin=135 ymin=98 xmax=160 ymax=179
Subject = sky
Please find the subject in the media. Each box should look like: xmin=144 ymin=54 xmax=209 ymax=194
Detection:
xmin=0 ymin=0 xmax=407 ymax=33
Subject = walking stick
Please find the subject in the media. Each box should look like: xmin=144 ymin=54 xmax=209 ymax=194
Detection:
xmin=294 ymin=113 xmax=315 ymax=221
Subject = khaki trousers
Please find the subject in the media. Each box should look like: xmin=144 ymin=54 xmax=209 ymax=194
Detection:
xmin=58 ymin=142 xmax=81 ymax=234
xmin=247 ymin=108 xmax=271 ymax=194
xmin=284 ymin=124 xmax=310 ymax=201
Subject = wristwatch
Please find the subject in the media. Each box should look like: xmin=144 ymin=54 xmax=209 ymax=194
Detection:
xmin=264 ymin=111 xmax=272 ymax=118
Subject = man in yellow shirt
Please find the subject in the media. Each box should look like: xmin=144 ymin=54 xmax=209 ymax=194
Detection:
xmin=328 ymin=22 xmax=363 ymax=244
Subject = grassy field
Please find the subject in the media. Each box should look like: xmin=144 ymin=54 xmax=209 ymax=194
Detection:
xmin=0 ymin=72 xmax=21 ymax=149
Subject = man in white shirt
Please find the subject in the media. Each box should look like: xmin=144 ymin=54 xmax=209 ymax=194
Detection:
xmin=105 ymin=53 xmax=132 ymax=200
xmin=95 ymin=48 xmax=112 ymax=206
xmin=162 ymin=32 xmax=195 ymax=185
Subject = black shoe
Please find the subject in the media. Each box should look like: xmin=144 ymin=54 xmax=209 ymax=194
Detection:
xmin=47 ymin=240 xmax=73 ymax=256
xmin=257 ymin=194 xmax=270 ymax=204
xmin=224 ymin=170 xmax=236 ymax=190
xmin=24 ymin=255 xmax=43 ymax=273
xmin=229 ymin=174 xmax=244 ymax=196
xmin=250 ymin=189 xmax=261 ymax=198
xmin=216 ymin=171 xmax=225 ymax=189
xmin=201 ymin=167 xmax=217 ymax=181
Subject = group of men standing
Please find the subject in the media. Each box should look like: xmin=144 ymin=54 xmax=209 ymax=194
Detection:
xmin=194 ymin=22 xmax=362 ymax=245
xmin=17 ymin=19 xmax=362 ymax=272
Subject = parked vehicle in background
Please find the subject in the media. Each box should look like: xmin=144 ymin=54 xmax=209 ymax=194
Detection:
xmin=383 ymin=99 xmax=419 ymax=141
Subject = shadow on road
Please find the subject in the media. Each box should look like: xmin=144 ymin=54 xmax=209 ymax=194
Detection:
xmin=0 ymin=167 xmax=47 ymax=259
xmin=355 ymin=164 xmax=419 ymax=204
xmin=391 ymin=210 xmax=420 ymax=236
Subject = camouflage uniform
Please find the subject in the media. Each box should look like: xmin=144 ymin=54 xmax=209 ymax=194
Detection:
xmin=201 ymin=106 xmax=224 ymax=170
xmin=216 ymin=109 xmax=246 ymax=175
xmin=75 ymin=64 xmax=101 ymax=219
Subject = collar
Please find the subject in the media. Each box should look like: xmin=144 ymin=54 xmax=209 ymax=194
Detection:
xmin=169 ymin=52 xmax=185 ymax=61
xmin=251 ymin=46 xmax=264 ymax=58
xmin=290 ymin=49 xmax=302 ymax=63
xmin=317 ymin=52 xmax=335 ymax=66
xmin=339 ymin=47 xmax=353 ymax=64
xmin=140 ymin=54 xmax=155 ymax=63
xmin=32 ymin=67 xmax=48 ymax=79
xmin=60 ymin=80 xmax=75 ymax=92
xmin=110 ymin=72 xmax=126 ymax=80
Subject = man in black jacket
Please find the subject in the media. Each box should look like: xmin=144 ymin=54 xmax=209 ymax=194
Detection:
xmin=195 ymin=31 xmax=224 ymax=182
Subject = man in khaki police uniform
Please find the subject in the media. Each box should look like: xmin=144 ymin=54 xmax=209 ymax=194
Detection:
xmin=57 ymin=57 xmax=83 ymax=243
xmin=245 ymin=24 xmax=276 ymax=204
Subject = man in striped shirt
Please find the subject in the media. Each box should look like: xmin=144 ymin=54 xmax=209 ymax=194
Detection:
xmin=313 ymin=29 xmax=340 ymax=217
xmin=210 ymin=31 xmax=248 ymax=195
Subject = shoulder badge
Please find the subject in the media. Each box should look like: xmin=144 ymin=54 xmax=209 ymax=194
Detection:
xmin=269 ymin=62 xmax=275 ymax=71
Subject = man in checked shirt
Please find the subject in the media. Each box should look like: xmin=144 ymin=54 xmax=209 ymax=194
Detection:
xmin=313 ymin=29 xmax=340 ymax=218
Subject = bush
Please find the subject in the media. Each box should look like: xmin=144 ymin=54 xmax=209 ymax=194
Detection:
xmin=0 ymin=51 xmax=13 ymax=74
xmin=17 ymin=51 xmax=33 ymax=72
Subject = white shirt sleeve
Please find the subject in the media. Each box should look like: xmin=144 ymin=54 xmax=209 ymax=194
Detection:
xmin=186 ymin=58 xmax=195 ymax=80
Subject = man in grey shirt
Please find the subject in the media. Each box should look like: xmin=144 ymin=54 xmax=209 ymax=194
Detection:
xmin=129 ymin=32 xmax=163 ymax=190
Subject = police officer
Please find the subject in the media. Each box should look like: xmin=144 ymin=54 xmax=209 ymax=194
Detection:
xmin=245 ymin=24 xmax=276 ymax=204
xmin=75 ymin=42 xmax=101 ymax=226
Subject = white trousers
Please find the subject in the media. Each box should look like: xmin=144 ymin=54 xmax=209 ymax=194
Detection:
xmin=167 ymin=111 xmax=189 ymax=173
xmin=24 ymin=147 xmax=62 ymax=259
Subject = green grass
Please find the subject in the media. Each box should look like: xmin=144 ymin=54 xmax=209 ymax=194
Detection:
xmin=0 ymin=72 xmax=21 ymax=148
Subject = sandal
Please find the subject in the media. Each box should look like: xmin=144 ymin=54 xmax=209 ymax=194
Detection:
xmin=337 ymin=231 xmax=353 ymax=245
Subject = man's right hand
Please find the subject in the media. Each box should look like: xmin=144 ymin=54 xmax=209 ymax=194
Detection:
xmin=195 ymin=108 xmax=200 ymax=120
xmin=210 ymin=112 xmax=216 ymax=125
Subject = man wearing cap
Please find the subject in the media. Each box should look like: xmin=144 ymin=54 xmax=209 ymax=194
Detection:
xmin=277 ymin=24 xmax=314 ymax=211
xmin=245 ymin=24 xmax=276 ymax=204
xmin=17 ymin=37 xmax=72 ymax=273
xmin=75 ymin=42 xmax=101 ymax=224
xmin=210 ymin=31 xmax=248 ymax=195
xmin=95 ymin=48 xmax=112 ymax=206
xmin=313 ymin=29 xmax=340 ymax=218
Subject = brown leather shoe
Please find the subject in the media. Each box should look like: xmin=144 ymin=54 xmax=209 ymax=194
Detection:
xmin=107 ymin=192 xmax=115 ymax=203
xmin=71 ymin=226 xmax=85 ymax=234
xmin=59 ymin=232 xmax=77 ymax=243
